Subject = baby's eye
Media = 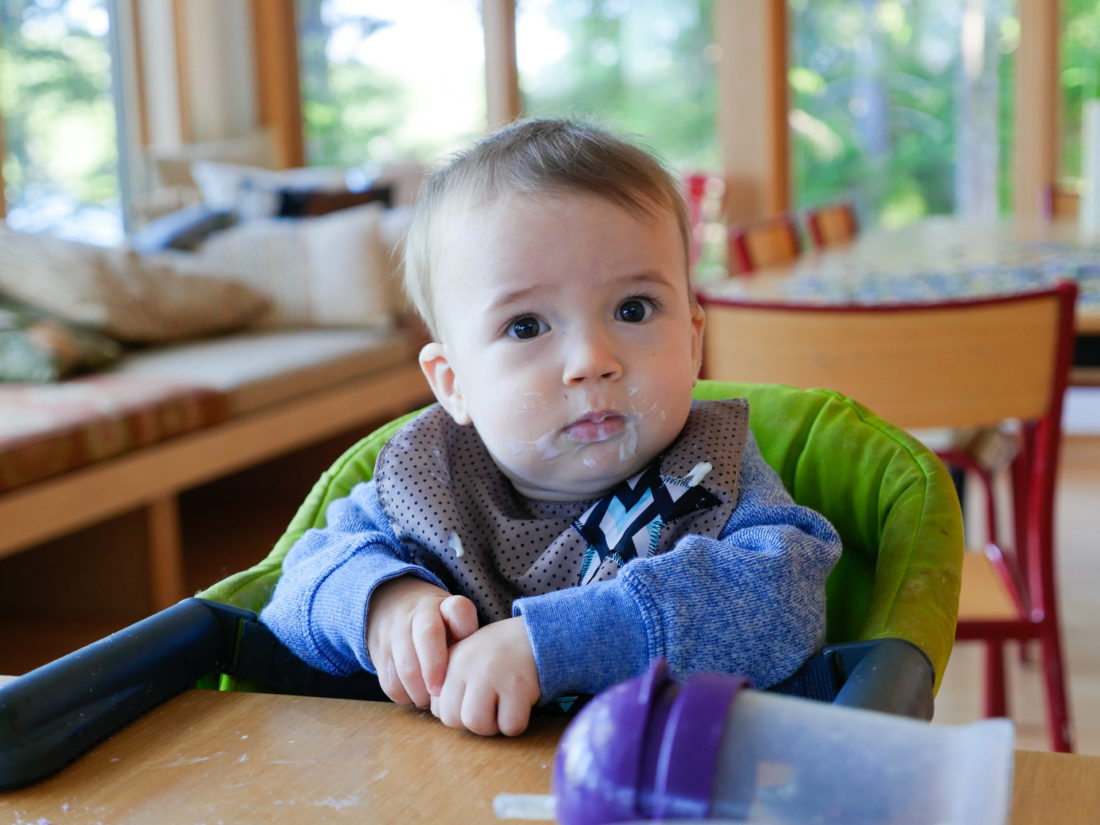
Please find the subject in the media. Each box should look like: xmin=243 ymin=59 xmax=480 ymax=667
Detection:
xmin=507 ymin=316 xmax=549 ymax=340
xmin=615 ymin=298 xmax=655 ymax=323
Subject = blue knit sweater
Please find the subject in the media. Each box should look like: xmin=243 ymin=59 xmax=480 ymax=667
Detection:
xmin=260 ymin=412 xmax=840 ymax=702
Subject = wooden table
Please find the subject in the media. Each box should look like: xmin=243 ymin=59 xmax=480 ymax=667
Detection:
xmin=698 ymin=216 xmax=1100 ymax=335
xmin=1 ymin=687 xmax=1098 ymax=824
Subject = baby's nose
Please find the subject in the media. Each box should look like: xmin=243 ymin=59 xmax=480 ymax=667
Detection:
xmin=562 ymin=331 xmax=623 ymax=384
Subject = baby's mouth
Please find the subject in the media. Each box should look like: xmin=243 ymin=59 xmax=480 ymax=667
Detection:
xmin=565 ymin=411 xmax=628 ymax=443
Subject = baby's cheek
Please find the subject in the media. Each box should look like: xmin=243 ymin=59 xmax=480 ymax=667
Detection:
xmin=513 ymin=391 xmax=549 ymax=417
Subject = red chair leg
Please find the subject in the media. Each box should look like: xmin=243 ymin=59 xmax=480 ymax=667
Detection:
xmin=976 ymin=467 xmax=999 ymax=548
xmin=1039 ymin=629 xmax=1074 ymax=752
xmin=1011 ymin=443 xmax=1035 ymax=665
xmin=983 ymin=641 xmax=1008 ymax=718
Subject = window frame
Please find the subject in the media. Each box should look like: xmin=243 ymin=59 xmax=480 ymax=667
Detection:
xmin=267 ymin=0 xmax=1060 ymax=224
xmin=0 ymin=0 xmax=1066 ymax=229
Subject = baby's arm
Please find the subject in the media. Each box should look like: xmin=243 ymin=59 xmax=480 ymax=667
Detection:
xmin=513 ymin=434 xmax=842 ymax=700
xmin=260 ymin=480 xmax=469 ymax=687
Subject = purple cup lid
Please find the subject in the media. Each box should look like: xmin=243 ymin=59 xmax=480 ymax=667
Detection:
xmin=553 ymin=660 xmax=748 ymax=825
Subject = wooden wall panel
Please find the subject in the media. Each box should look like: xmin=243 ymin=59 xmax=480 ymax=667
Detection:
xmin=714 ymin=0 xmax=789 ymax=222
xmin=483 ymin=0 xmax=521 ymax=129
xmin=1014 ymin=0 xmax=1060 ymax=221
xmin=251 ymin=0 xmax=304 ymax=168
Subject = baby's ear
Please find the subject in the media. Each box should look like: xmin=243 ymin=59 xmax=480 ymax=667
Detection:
xmin=419 ymin=342 xmax=471 ymax=425
xmin=690 ymin=302 xmax=706 ymax=380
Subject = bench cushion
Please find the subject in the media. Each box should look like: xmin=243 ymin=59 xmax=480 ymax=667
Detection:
xmin=109 ymin=328 xmax=415 ymax=415
xmin=0 ymin=328 xmax=417 ymax=493
xmin=0 ymin=376 xmax=226 ymax=492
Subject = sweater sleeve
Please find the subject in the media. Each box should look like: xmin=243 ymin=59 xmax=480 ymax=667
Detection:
xmin=513 ymin=433 xmax=842 ymax=701
xmin=259 ymin=480 xmax=448 ymax=676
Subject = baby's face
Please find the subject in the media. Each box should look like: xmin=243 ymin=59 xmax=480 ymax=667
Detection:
xmin=419 ymin=190 xmax=704 ymax=501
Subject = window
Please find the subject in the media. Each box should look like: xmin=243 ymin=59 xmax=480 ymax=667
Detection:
xmin=789 ymin=0 xmax=1018 ymax=228
xmin=515 ymin=0 xmax=719 ymax=172
xmin=1059 ymin=0 xmax=1099 ymax=183
xmin=0 ymin=0 xmax=127 ymax=244
xmin=296 ymin=0 xmax=486 ymax=167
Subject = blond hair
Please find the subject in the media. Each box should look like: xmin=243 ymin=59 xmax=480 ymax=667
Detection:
xmin=403 ymin=118 xmax=691 ymax=340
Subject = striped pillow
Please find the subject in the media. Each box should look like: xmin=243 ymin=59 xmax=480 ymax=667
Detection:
xmin=0 ymin=223 xmax=269 ymax=343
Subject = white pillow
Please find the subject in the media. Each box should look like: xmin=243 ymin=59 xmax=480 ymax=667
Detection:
xmin=194 ymin=203 xmax=397 ymax=329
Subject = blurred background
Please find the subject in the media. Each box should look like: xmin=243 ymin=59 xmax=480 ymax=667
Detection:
xmin=1 ymin=0 xmax=1096 ymax=244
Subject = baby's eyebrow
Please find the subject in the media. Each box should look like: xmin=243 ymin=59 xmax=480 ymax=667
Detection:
xmin=617 ymin=270 xmax=676 ymax=290
xmin=486 ymin=269 xmax=675 ymax=313
xmin=486 ymin=284 xmax=544 ymax=313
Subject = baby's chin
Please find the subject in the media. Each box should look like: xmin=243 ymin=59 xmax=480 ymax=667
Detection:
xmin=501 ymin=451 xmax=657 ymax=502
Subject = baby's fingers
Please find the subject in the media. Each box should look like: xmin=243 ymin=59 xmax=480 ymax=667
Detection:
xmin=391 ymin=633 xmax=431 ymax=708
xmin=412 ymin=609 xmax=449 ymax=696
xmin=435 ymin=675 xmax=468 ymax=732
xmin=496 ymin=690 xmax=534 ymax=737
xmin=378 ymin=657 xmax=413 ymax=706
xmin=459 ymin=685 xmax=501 ymax=737
xmin=440 ymin=595 xmax=479 ymax=644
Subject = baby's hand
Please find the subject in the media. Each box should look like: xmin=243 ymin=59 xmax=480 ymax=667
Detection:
xmin=366 ymin=577 xmax=479 ymax=707
xmin=430 ymin=617 xmax=540 ymax=736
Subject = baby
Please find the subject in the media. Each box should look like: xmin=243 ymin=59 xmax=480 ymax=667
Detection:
xmin=260 ymin=118 xmax=841 ymax=736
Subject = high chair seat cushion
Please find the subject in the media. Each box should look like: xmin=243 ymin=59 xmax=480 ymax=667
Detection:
xmin=199 ymin=380 xmax=963 ymax=691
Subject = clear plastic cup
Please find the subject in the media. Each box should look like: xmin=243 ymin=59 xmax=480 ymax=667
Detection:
xmin=551 ymin=661 xmax=1014 ymax=825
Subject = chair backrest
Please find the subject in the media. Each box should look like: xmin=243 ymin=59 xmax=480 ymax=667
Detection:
xmin=806 ymin=202 xmax=859 ymax=248
xmin=700 ymin=285 xmax=1078 ymax=431
xmin=727 ymin=213 xmax=801 ymax=274
xmin=199 ymin=380 xmax=965 ymax=692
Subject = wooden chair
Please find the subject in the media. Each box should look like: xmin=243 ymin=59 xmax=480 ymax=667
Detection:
xmin=806 ymin=202 xmax=859 ymax=248
xmin=1043 ymin=183 xmax=1081 ymax=221
xmin=727 ymin=213 xmax=801 ymax=275
xmin=698 ymin=283 xmax=1079 ymax=751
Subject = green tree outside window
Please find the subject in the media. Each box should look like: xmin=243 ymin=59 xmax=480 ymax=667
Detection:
xmin=296 ymin=0 xmax=485 ymax=168
xmin=516 ymin=0 xmax=719 ymax=173
xmin=789 ymin=0 xmax=1018 ymax=229
xmin=1060 ymin=0 xmax=1100 ymax=185
xmin=0 ymin=0 xmax=123 ymax=244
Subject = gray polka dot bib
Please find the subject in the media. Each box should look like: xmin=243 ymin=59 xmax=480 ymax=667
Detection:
xmin=374 ymin=398 xmax=749 ymax=624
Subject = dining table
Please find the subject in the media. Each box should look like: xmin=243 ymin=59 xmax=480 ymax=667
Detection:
xmin=696 ymin=215 xmax=1100 ymax=337
xmin=1 ymin=681 xmax=1098 ymax=825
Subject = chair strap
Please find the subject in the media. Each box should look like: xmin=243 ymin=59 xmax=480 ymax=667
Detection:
xmin=767 ymin=649 xmax=845 ymax=702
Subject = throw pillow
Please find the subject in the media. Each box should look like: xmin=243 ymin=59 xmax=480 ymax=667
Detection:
xmin=190 ymin=161 xmax=352 ymax=219
xmin=194 ymin=202 xmax=396 ymax=329
xmin=0 ymin=222 xmax=270 ymax=343
xmin=0 ymin=302 xmax=122 ymax=382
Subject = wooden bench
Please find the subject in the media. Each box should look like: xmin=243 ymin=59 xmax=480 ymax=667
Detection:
xmin=0 ymin=327 xmax=433 ymax=612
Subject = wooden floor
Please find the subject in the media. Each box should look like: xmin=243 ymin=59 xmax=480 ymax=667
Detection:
xmin=2 ymin=421 xmax=1098 ymax=755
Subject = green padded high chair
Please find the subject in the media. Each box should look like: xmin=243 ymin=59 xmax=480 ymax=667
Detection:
xmin=0 ymin=380 xmax=964 ymax=790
